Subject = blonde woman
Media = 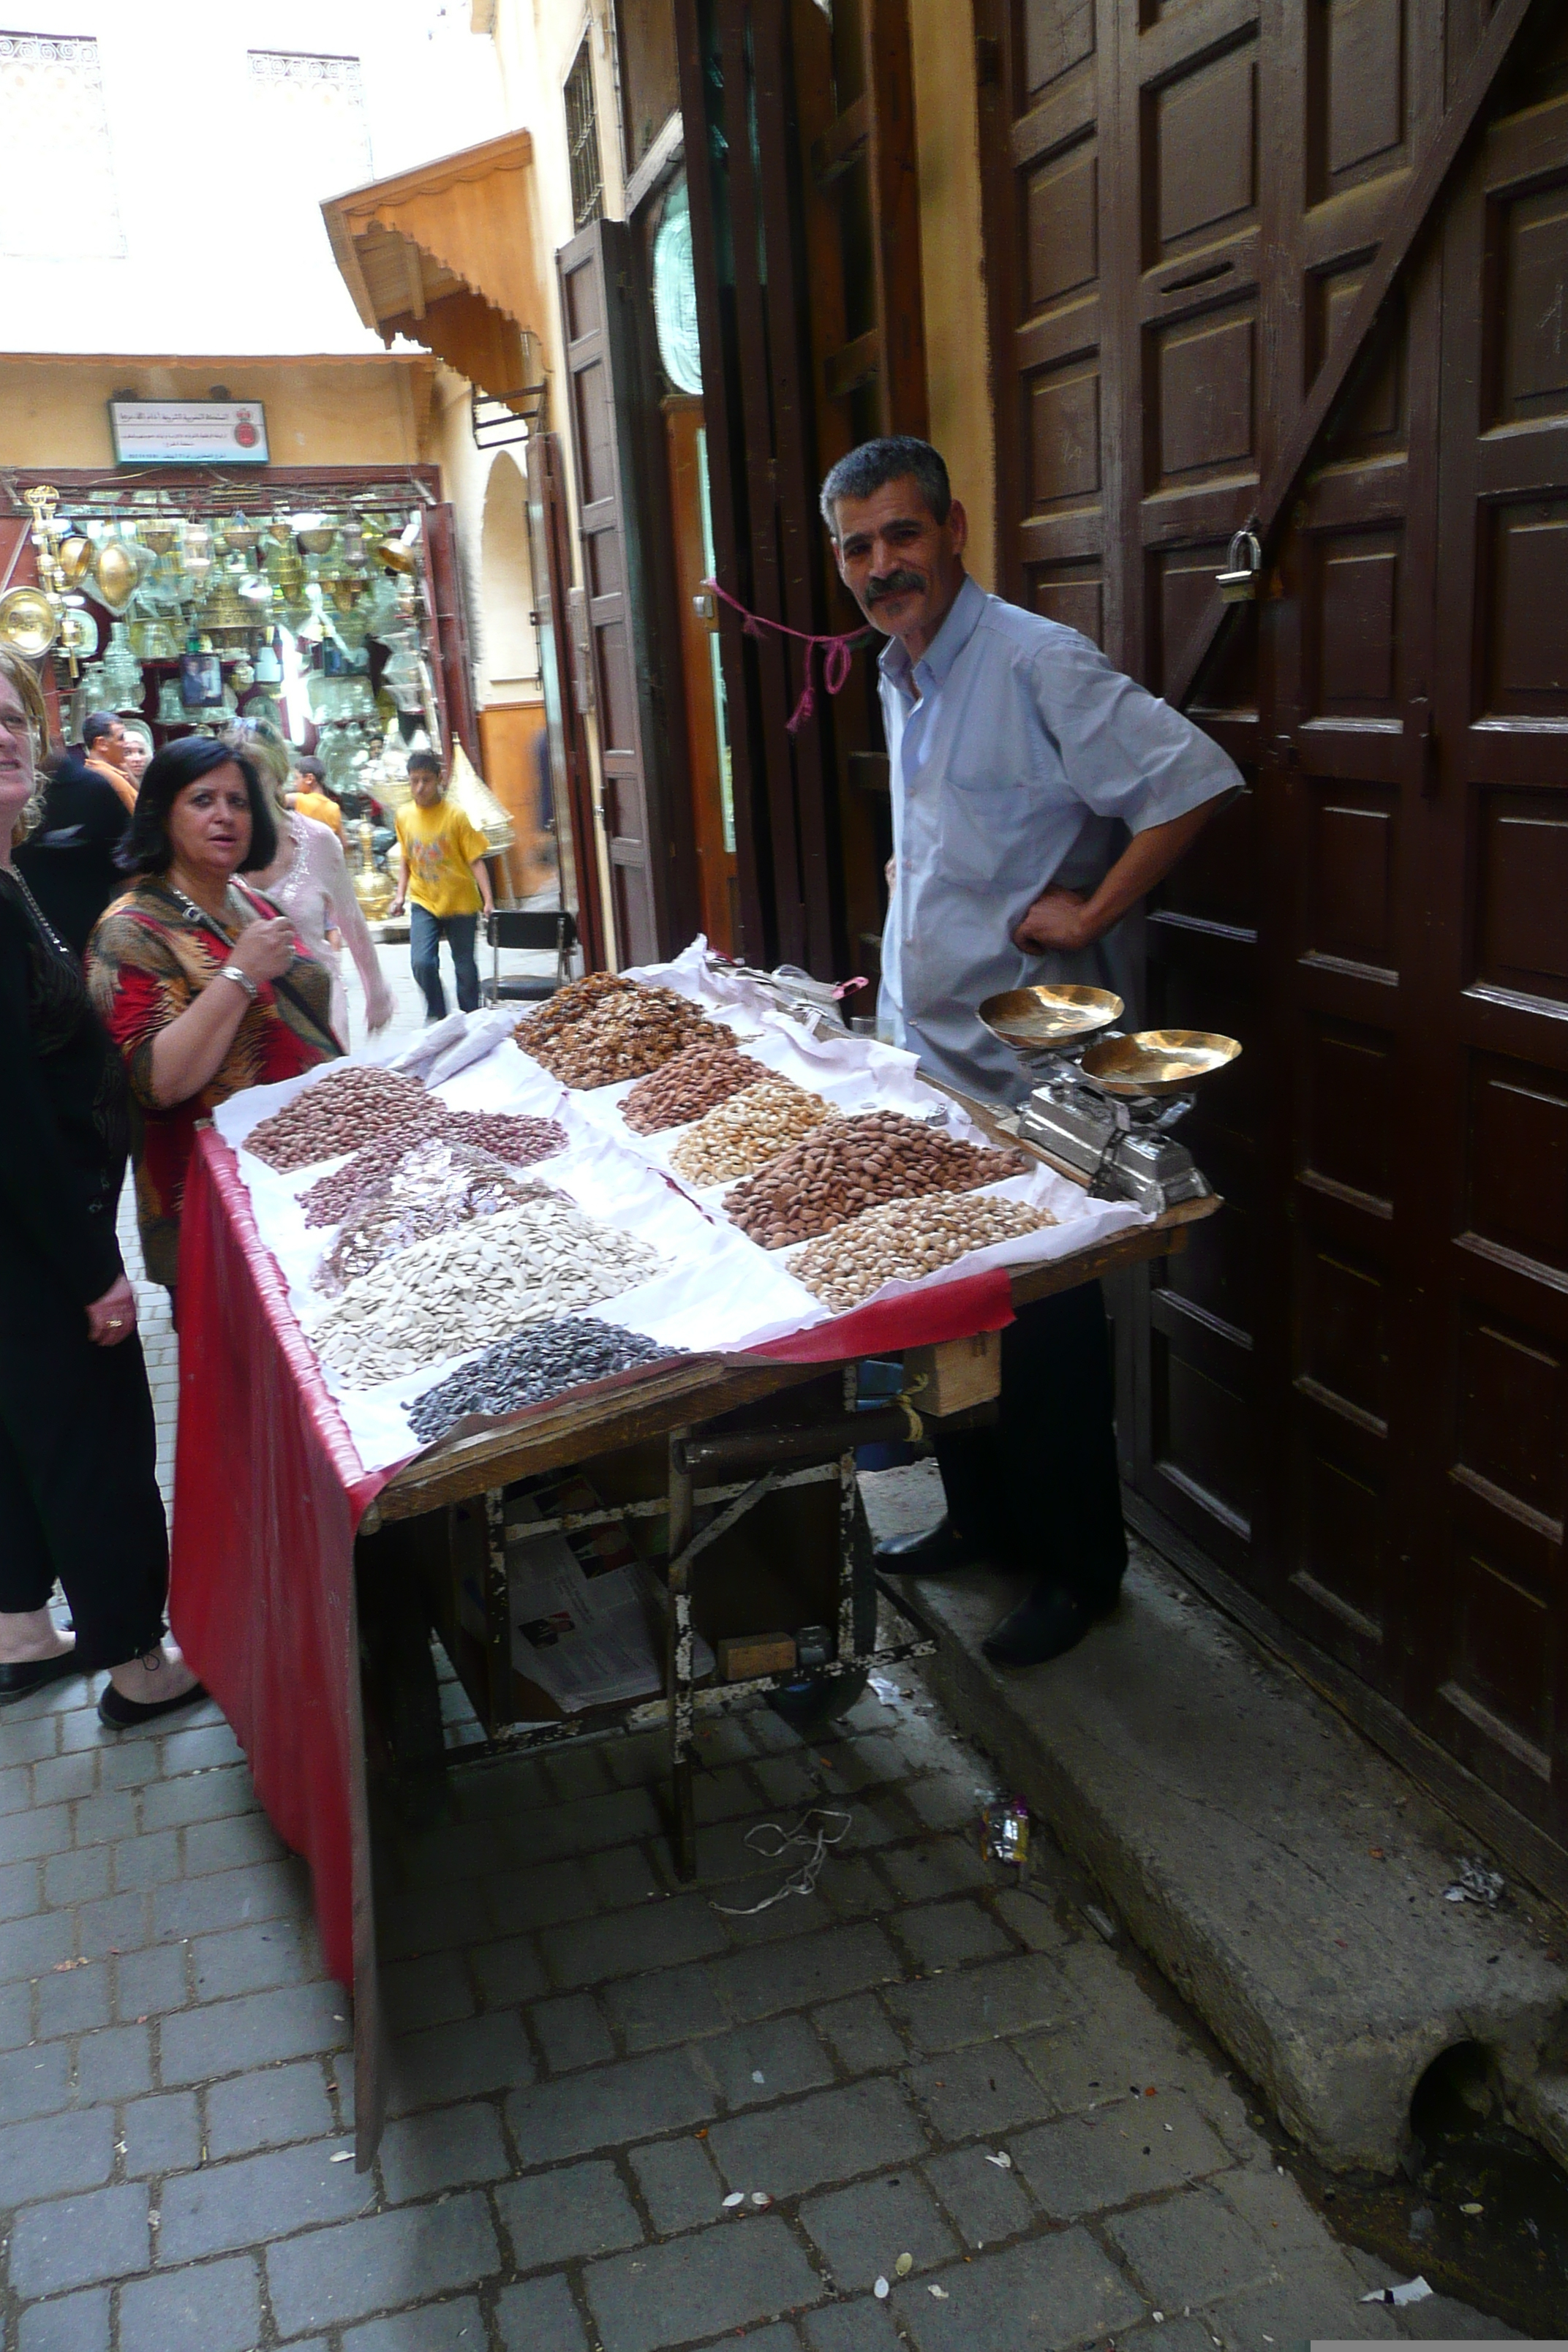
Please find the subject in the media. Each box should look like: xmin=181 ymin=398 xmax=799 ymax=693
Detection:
xmin=235 ymin=721 xmax=394 ymax=1044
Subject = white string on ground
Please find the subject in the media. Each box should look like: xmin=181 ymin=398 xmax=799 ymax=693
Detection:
xmin=711 ymin=1808 xmax=853 ymax=1915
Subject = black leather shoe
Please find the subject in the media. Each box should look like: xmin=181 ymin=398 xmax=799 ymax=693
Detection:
xmin=873 ymin=1518 xmax=995 ymax=1576
xmin=0 ymin=1650 xmax=80 ymax=1704
xmin=981 ymin=1579 xmax=1120 ymax=1667
xmin=98 ymin=1680 xmax=208 ymax=1730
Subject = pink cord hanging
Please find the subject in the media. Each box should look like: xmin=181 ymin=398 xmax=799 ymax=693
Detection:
xmin=702 ymin=576 xmax=864 ymax=734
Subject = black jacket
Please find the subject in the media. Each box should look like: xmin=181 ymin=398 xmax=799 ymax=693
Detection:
xmin=14 ymin=750 xmax=130 ymax=959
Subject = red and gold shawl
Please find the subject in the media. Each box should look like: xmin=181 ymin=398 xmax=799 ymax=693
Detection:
xmin=87 ymin=876 xmax=340 ymax=1285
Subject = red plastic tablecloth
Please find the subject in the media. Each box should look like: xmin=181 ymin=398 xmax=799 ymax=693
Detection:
xmin=170 ymin=1133 xmax=391 ymax=1986
xmin=167 ymin=1133 xmax=1017 ymax=1990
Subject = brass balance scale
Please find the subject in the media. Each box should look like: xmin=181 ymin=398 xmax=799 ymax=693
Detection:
xmin=978 ymin=984 xmax=1241 ymax=1215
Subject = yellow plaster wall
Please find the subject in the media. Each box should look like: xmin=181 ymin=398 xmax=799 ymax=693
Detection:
xmin=0 ymin=357 xmax=436 ymax=472
xmin=908 ymin=0 xmax=995 ymax=592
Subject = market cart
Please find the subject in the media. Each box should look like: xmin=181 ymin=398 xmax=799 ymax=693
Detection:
xmin=171 ymin=1128 xmax=1213 ymax=2164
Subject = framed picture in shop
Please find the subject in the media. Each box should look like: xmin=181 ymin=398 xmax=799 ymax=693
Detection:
xmin=179 ymin=650 xmax=222 ymax=708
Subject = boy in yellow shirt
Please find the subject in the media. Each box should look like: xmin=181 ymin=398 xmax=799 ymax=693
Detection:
xmin=388 ymin=749 xmax=494 ymax=1018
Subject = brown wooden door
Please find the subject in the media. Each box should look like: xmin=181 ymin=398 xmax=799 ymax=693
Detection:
xmin=980 ymin=0 xmax=1568 ymax=1846
xmin=422 ymin=502 xmax=481 ymax=772
xmin=664 ymin=395 xmax=739 ymax=955
xmin=558 ymin=218 xmax=686 ymax=966
xmin=524 ymin=429 xmax=607 ymax=970
xmin=1413 ymin=66 xmax=1568 ymax=1823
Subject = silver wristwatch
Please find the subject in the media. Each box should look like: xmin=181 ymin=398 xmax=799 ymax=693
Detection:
xmin=219 ymin=962 xmax=260 ymax=1004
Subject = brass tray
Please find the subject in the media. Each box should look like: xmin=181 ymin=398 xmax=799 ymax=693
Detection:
xmin=979 ymin=984 xmax=1123 ymax=1052
xmin=0 ymin=586 xmax=59 ymax=659
xmin=1080 ymin=1028 xmax=1242 ymax=1097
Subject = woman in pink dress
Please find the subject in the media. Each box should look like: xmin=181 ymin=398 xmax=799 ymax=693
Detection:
xmin=233 ymin=724 xmax=395 ymax=1045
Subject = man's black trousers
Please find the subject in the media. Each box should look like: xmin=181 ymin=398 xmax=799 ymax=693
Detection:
xmin=930 ymin=1280 xmax=1126 ymax=1601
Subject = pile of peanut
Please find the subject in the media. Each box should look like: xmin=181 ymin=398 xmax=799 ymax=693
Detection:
xmin=724 ymin=1109 xmax=1031 ymax=1249
xmin=526 ymin=984 xmax=725 ymax=1089
xmin=246 ymin=1067 xmax=433 ymax=1172
xmin=790 ymin=1190 xmax=1055 ymax=1311
xmin=621 ymin=1041 xmax=773 ymax=1135
xmin=669 ymin=1077 xmax=834 ymax=1187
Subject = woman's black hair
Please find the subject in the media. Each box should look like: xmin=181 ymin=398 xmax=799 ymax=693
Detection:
xmin=117 ymin=736 xmax=278 ymax=876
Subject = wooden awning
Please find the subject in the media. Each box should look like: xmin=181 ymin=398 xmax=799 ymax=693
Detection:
xmin=321 ymin=130 xmax=546 ymax=409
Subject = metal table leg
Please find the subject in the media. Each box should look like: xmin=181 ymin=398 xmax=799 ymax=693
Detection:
xmin=666 ymin=1428 xmax=696 ymax=1880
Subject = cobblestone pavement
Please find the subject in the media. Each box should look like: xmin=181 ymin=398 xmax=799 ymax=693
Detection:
xmin=0 ymin=1647 xmax=1509 ymax=2352
xmin=12 ymin=939 xmax=1507 ymax=2349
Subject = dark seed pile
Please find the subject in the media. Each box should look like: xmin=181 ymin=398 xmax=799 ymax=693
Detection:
xmin=724 ymin=1109 xmax=1032 ymax=1249
xmin=246 ymin=1066 xmax=432 ymax=1172
xmin=620 ymin=1041 xmax=773 ymax=1134
xmin=407 ymin=1317 xmax=679 ymax=1441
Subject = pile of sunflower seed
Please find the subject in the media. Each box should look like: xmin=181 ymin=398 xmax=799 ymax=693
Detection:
xmin=668 ymin=1077 xmax=835 ymax=1187
xmin=312 ymin=1199 xmax=663 ymax=1387
xmin=313 ymin=1138 xmax=558 ymax=1297
xmin=788 ymin=1190 xmax=1055 ymax=1311
xmin=407 ymin=1317 xmax=680 ymax=1441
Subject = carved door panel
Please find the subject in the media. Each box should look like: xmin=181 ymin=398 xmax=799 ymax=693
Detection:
xmin=980 ymin=0 xmax=1568 ymax=1842
xmin=1416 ymin=73 xmax=1568 ymax=1828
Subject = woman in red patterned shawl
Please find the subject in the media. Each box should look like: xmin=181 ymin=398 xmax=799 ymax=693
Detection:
xmin=87 ymin=736 xmax=341 ymax=1290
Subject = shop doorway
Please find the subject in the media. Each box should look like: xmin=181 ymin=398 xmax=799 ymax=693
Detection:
xmin=664 ymin=396 xmax=736 ymax=954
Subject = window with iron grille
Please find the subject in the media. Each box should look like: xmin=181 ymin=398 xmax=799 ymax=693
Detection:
xmin=564 ymin=37 xmax=603 ymax=231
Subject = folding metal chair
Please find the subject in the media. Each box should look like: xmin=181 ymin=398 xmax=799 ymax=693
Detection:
xmin=481 ymin=907 xmax=578 ymax=1006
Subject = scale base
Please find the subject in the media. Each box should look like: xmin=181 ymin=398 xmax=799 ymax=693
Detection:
xmin=1019 ymin=1082 xmax=1212 ymax=1215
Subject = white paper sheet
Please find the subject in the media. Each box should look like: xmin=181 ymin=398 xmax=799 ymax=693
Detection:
xmin=208 ymin=944 xmax=1157 ymax=1480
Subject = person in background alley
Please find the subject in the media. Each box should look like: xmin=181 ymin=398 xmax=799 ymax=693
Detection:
xmin=388 ymin=745 xmax=494 ymax=1021
xmin=0 ymin=645 xmax=206 ymax=1729
xmin=80 ymin=709 xmax=136 ymax=814
xmin=823 ymin=435 xmax=1240 ymax=1667
xmin=14 ymin=727 xmax=132 ymax=959
xmin=87 ymin=736 xmax=340 ymax=1293
xmin=120 ymin=717 xmax=154 ymax=796
xmin=237 ymin=725 xmax=394 ymax=1047
xmin=289 ymin=753 xmax=344 ymax=837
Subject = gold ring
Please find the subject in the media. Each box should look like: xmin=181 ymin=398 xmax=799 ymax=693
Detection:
xmin=106 ymin=1316 xmax=124 ymax=1327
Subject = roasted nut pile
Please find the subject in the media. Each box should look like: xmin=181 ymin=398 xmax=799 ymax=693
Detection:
xmin=515 ymin=970 xmax=632 ymax=1051
xmin=668 ymin=1077 xmax=834 ymax=1187
xmin=246 ymin=1066 xmax=433 ymax=1172
xmin=789 ymin=1190 xmax=1055 ymax=1311
xmin=724 ymin=1109 xmax=1032 ymax=1248
xmin=314 ymin=1139 xmax=557 ymax=1297
xmin=407 ymin=1317 xmax=679 ymax=1442
xmin=526 ymin=985 xmax=724 ymax=1090
xmin=312 ymin=1199 xmax=663 ymax=1387
xmin=620 ymin=1041 xmax=773 ymax=1135
xmin=443 ymin=1109 xmax=569 ymax=1165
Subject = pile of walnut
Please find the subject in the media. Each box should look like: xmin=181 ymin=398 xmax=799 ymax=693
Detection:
xmin=790 ymin=1190 xmax=1055 ymax=1311
xmin=669 ymin=1076 xmax=835 ymax=1186
xmin=519 ymin=979 xmax=725 ymax=1088
xmin=621 ymin=1041 xmax=773 ymax=1135
xmin=724 ymin=1108 xmax=1030 ymax=1248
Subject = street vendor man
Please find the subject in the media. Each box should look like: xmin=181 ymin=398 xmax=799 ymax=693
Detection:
xmin=821 ymin=436 xmax=1240 ymax=1667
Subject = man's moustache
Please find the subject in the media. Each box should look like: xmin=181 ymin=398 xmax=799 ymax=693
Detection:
xmin=865 ymin=573 xmax=924 ymax=604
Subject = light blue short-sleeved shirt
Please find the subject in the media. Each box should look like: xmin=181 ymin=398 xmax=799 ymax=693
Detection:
xmin=877 ymin=574 xmax=1241 ymax=1105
